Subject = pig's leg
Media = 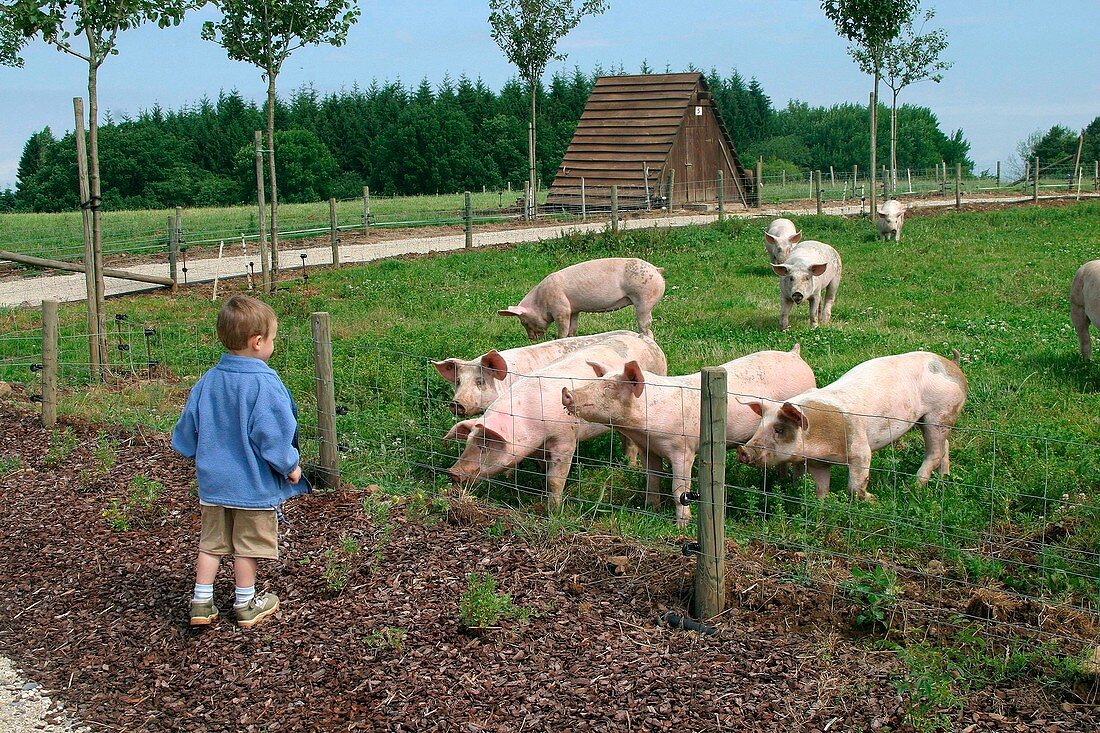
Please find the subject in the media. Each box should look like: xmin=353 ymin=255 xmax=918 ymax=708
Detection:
xmin=552 ymin=309 xmax=573 ymax=339
xmin=807 ymin=461 xmax=831 ymax=498
xmin=671 ymin=451 xmax=696 ymax=528
xmin=807 ymin=294 xmax=821 ymax=329
xmin=634 ymin=302 xmax=655 ymax=338
xmin=1071 ymin=302 xmax=1092 ymax=361
xmin=915 ymin=421 xmax=950 ymax=484
xmin=779 ymin=297 xmax=792 ymax=331
xmin=567 ymin=313 xmax=580 ymax=339
xmin=621 ymin=434 xmax=642 ymax=468
xmin=644 ymin=451 xmax=664 ymax=509
xmin=846 ymin=445 xmax=875 ymax=501
xmin=821 ymin=281 xmax=839 ymax=326
xmin=543 ymin=439 xmax=577 ymax=512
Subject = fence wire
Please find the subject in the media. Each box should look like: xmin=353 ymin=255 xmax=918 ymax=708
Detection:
xmin=3 ymin=318 xmax=1098 ymax=658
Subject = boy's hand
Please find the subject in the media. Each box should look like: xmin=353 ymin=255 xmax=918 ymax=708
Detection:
xmin=288 ymin=466 xmax=302 ymax=484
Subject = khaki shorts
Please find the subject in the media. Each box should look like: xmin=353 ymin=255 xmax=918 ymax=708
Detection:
xmin=199 ymin=505 xmax=279 ymax=560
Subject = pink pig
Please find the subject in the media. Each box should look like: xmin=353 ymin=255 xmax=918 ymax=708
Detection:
xmin=561 ymin=345 xmax=815 ymax=527
xmin=432 ymin=330 xmax=640 ymax=417
xmin=498 ymin=258 xmax=666 ymax=340
xmin=736 ymin=351 xmax=967 ymax=501
xmin=445 ymin=335 xmax=667 ymax=511
xmin=764 ymin=218 xmax=803 ymax=264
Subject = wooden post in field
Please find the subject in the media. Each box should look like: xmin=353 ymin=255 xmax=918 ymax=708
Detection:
xmin=1070 ymin=134 xmax=1084 ymax=191
xmin=524 ymin=181 xmax=532 ymax=221
xmin=168 ymin=216 xmax=179 ymax=289
xmin=781 ymin=169 xmax=786 ymax=186
xmin=996 ymin=161 xmax=1001 ymax=187
xmin=955 ymin=163 xmax=962 ymax=209
xmin=815 ymin=171 xmax=823 ymax=215
xmin=329 ymin=198 xmax=340 ymax=266
xmin=73 ymin=98 xmax=103 ymax=378
xmin=755 ymin=159 xmax=763 ymax=206
xmin=907 ymin=168 xmax=912 ymax=194
xmin=464 ymin=191 xmax=473 ymax=250
xmin=41 ymin=299 xmax=58 ymax=428
xmin=1033 ymin=156 xmax=1040 ymax=203
xmin=580 ymin=177 xmax=587 ymax=220
xmin=610 ymin=185 xmax=619 ymax=234
xmin=253 ymin=131 xmax=271 ymax=294
xmin=716 ymin=169 xmax=725 ymax=221
xmin=1095 ymin=161 xmax=1099 ymax=191
xmin=363 ymin=185 xmax=371 ymax=230
xmin=642 ymin=162 xmax=651 ymax=210
xmin=694 ymin=366 xmax=727 ymax=620
xmin=853 ymin=164 xmax=858 ymax=189
xmin=311 ymin=311 xmax=340 ymax=490
xmin=667 ymin=169 xmax=676 ymax=210
xmin=829 ymin=166 xmax=835 ymax=186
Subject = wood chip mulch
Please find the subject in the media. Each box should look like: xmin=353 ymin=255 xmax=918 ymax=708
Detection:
xmin=1 ymin=402 xmax=1097 ymax=732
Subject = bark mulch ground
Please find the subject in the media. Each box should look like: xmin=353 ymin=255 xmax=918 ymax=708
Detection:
xmin=1 ymin=402 xmax=1097 ymax=732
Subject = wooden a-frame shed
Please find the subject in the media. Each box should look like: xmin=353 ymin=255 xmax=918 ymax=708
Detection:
xmin=545 ymin=73 xmax=755 ymax=211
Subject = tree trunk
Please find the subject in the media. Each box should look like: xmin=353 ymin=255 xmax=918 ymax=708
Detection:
xmin=529 ymin=84 xmax=537 ymax=219
xmin=86 ymin=50 xmax=108 ymax=374
xmin=266 ymin=75 xmax=279 ymax=276
xmin=890 ymin=89 xmax=899 ymax=198
xmin=870 ymin=72 xmax=879 ymax=215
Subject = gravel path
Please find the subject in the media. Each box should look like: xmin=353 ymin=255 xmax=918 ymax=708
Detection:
xmin=0 ymin=658 xmax=88 ymax=733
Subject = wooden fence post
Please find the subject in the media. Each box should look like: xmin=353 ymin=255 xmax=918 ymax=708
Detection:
xmin=996 ymin=161 xmax=1001 ymax=187
xmin=329 ymin=197 xmax=340 ymax=266
xmin=815 ymin=171 xmax=823 ymax=215
xmin=694 ymin=366 xmax=727 ymax=620
xmin=168 ymin=216 xmax=179 ymax=288
xmin=311 ymin=312 xmax=340 ymax=490
xmin=955 ymin=163 xmax=962 ymax=209
xmin=363 ymin=185 xmax=371 ymax=230
xmin=254 ymin=130 xmax=271 ymax=294
xmin=580 ymin=177 xmax=587 ymax=221
xmin=853 ymin=164 xmax=859 ymax=190
xmin=716 ymin=169 xmax=725 ymax=221
xmin=829 ymin=166 xmax=835 ymax=186
xmin=1033 ymin=156 xmax=1040 ymax=204
xmin=464 ymin=191 xmax=473 ymax=250
xmin=524 ymin=181 xmax=532 ymax=221
xmin=667 ymin=170 xmax=676 ymax=210
xmin=73 ymin=97 xmax=101 ymax=379
xmin=41 ymin=299 xmax=58 ymax=428
xmin=755 ymin=159 xmax=763 ymax=207
xmin=610 ymin=185 xmax=619 ymax=234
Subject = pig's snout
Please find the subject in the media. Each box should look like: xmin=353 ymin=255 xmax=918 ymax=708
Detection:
xmin=737 ymin=446 xmax=755 ymax=464
xmin=791 ymin=292 xmax=804 ymax=304
xmin=561 ymin=387 xmax=575 ymax=412
xmin=448 ymin=401 xmax=467 ymax=416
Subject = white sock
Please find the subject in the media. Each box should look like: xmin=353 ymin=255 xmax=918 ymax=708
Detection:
xmin=192 ymin=583 xmax=214 ymax=604
xmin=234 ymin=585 xmax=256 ymax=608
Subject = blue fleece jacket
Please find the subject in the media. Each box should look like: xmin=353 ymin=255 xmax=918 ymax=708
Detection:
xmin=171 ymin=353 xmax=309 ymax=509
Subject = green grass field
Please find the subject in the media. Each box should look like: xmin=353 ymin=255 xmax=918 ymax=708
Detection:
xmin=2 ymin=200 xmax=1099 ymax=608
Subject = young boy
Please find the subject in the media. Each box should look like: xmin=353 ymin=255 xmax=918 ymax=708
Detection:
xmin=172 ymin=294 xmax=308 ymax=628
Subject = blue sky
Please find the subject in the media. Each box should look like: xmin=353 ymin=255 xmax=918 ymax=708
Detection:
xmin=1 ymin=0 xmax=1097 ymax=190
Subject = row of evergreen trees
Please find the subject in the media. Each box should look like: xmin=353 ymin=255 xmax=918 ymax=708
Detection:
xmin=5 ymin=67 xmax=975 ymax=213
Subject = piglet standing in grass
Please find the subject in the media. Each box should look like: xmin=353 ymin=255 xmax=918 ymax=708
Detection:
xmin=772 ymin=241 xmax=842 ymax=331
xmin=445 ymin=333 xmax=667 ymax=512
xmin=1070 ymin=259 xmax=1100 ymax=361
xmin=561 ymin=345 xmax=815 ymax=527
xmin=764 ymin=217 xmax=803 ymax=264
xmin=736 ymin=350 xmax=968 ymax=501
xmin=498 ymin=257 xmax=666 ymax=340
xmin=877 ymin=199 xmax=906 ymax=241
xmin=433 ymin=330 xmax=637 ymax=417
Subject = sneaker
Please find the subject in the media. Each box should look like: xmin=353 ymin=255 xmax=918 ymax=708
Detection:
xmin=189 ymin=599 xmax=219 ymax=626
xmin=235 ymin=592 xmax=279 ymax=629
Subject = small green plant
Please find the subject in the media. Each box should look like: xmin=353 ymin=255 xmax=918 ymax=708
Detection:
xmin=92 ymin=431 xmax=118 ymax=474
xmin=405 ymin=489 xmax=449 ymax=523
xmin=0 ymin=456 xmax=22 ymax=475
xmin=841 ymin=564 xmax=900 ymax=629
xmin=127 ymin=475 xmax=165 ymax=511
xmin=44 ymin=426 xmax=78 ymax=467
xmin=363 ymin=626 xmax=407 ymax=653
xmin=101 ymin=475 xmax=166 ymax=531
xmin=458 ymin=573 xmax=531 ymax=630
xmin=102 ymin=498 xmax=131 ymax=532
xmin=322 ymin=533 xmax=363 ymax=592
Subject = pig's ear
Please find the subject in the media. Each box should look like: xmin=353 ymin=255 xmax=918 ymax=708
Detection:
xmin=480 ymin=350 xmax=508 ymax=381
xmin=790 ymin=231 xmax=803 ymax=245
xmin=809 ymin=263 xmax=828 ymax=276
xmin=561 ymin=386 xmax=573 ymax=407
xmin=877 ymin=207 xmax=887 ymax=217
xmin=764 ymin=232 xmax=778 ymax=245
xmin=622 ymin=360 xmax=646 ymax=397
xmin=771 ymin=263 xmax=791 ymax=277
xmin=497 ymin=306 xmax=525 ymax=318
xmin=432 ymin=359 xmax=458 ymax=383
xmin=477 ymin=425 xmax=507 ymax=447
xmin=738 ymin=398 xmax=764 ymax=417
xmin=789 ymin=342 xmax=800 ymax=356
xmin=444 ymin=420 xmax=478 ymax=443
xmin=778 ymin=402 xmax=809 ymax=430
xmin=586 ymin=360 xmax=609 ymax=377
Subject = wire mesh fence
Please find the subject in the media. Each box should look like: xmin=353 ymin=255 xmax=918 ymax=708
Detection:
xmin=4 ymin=314 xmax=1098 ymax=655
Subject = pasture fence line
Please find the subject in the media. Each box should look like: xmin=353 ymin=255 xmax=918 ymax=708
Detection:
xmin=3 ymin=161 xmax=1099 ymax=274
xmin=3 ymin=313 xmax=1099 ymax=656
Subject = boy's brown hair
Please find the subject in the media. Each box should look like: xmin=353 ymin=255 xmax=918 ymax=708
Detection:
xmin=216 ymin=294 xmax=276 ymax=350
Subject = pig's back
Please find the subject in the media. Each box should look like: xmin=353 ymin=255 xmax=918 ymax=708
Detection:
xmin=812 ymin=352 xmax=955 ymax=420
